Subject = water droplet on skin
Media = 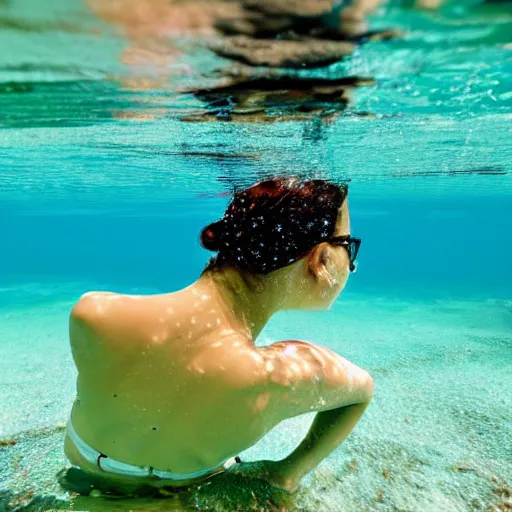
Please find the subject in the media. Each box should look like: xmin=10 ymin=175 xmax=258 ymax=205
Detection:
xmin=191 ymin=317 xmax=197 ymax=325
xmin=249 ymin=351 xmax=264 ymax=363
xmin=283 ymin=345 xmax=297 ymax=356
xmin=176 ymin=322 xmax=181 ymax=327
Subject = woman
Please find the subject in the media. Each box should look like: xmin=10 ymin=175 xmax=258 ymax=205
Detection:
xmin=63 ymin=177 xmax=373 ymax=496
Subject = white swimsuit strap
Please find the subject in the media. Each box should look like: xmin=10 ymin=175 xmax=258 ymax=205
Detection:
xmin=66 ymin=420 xmax=235 ymax=480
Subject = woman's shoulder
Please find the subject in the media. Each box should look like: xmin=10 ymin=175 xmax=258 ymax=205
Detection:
xmin=70 ymin=291 xmax=125 ymax=327
xmin=69 ymin=291 xmax=158 ymax=345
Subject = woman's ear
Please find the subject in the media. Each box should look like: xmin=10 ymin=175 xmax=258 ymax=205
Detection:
xmin=308 ymin=244 xmax=336 ymax=286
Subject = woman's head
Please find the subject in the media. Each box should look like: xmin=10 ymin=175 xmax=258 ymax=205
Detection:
xmin=200 ymin=177 xmax=358 ymax=309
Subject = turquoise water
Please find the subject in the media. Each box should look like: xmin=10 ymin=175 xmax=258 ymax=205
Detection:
xmin=1 ymin=1 xmax=511 ymax=511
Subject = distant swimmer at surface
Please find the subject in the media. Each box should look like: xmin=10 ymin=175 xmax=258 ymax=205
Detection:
xmin=63 ymin=177 xmax=373 ymax=496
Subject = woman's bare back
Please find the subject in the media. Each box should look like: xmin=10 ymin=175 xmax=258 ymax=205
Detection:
xmin=66 ymin=275 xmax=372 ymax=489
xmin=67 ymin=287 xmax=274 ymax=475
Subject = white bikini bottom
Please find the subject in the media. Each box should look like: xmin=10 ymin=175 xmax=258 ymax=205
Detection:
xmin=67 ymin=420 xmax=240 ymax=481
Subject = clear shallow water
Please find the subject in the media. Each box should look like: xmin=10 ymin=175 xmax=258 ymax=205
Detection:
xmin=1 ymin=0 xmax=511 ymax=511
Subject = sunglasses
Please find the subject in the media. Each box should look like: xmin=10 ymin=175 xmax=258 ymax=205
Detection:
xmin=328 ymin=236 xmax=361 ymax=273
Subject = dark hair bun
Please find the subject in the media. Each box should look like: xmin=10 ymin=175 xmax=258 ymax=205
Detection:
xmin=200 ymin=221 xmax=223 ymax=251
xmin=200 ymin=178 xmax=348 ymax=274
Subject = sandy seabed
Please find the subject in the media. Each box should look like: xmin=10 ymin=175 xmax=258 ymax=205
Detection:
xmin=1 ymin=282 xmax=510 ymax=511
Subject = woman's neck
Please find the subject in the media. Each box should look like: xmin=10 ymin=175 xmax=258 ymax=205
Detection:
xmin=199 ymin=267 xmax=279 ymax=341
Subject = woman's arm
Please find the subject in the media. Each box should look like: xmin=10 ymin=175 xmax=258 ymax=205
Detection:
xmin=259 ymin=340 xmax=374 ymax=491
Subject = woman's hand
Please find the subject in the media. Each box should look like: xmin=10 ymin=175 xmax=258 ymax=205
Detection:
xmin=228 ymin=460 xmax=299 ymax=494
